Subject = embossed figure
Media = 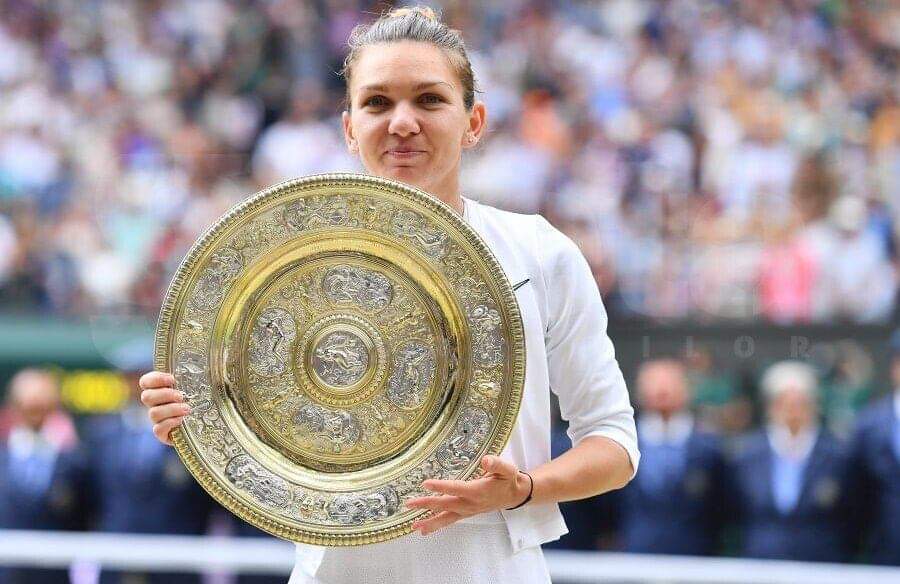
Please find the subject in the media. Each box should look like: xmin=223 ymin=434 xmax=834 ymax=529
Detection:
xmin=189 ymin=248 xmax=244 ymax=310
xmin=283 ymin=196 xmax=352 ymax=231
xmin=295 ymin=404 xmax=362 ymax=452
xmin=327 ymin=487 xmax=400 ymax=525
xmin=437 ymin=408 xmax=491 ymax=471
xmin=391 ymin=209 xmax=449 ymax=258
xmin=225 ymin=454 xmax=291 ymax=509
xmin=467 ymin=304 xmax=504 ymax=366
xmin=140 ymin=8 xmax=638 ymax=584
xmin=322 ymin=265 xmax=394 ymax=311
xmin=387 ymin=342 xmax=435 ymax=409
xmin=312 ymin=332 xmax=369 ymax=387
xmin=249 ymin=308 xmax=297 ymax=377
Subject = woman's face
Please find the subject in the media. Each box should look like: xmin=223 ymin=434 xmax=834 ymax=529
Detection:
xmin=342 ymin=41 xmax=485 ymax=201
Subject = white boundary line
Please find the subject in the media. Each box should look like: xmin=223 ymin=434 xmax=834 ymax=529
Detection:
xmin=1 ymin=530 xmax=898 ymax=583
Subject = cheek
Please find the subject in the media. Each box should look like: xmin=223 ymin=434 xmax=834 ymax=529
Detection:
xmin=432 ymin=119 xmax=465 ymax=159
xmin=352 ymin=117 xmax=383 ymax=151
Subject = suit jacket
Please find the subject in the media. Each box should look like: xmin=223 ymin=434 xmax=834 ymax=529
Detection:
xmin=83 ymin=412 xmax=215 ymax=534
xmin=0 ymin=441 xmax=88 ymax=530
xmin=732 ymin=429 xmax=852 ymax=562
xmin=849 ymin=396 xmax=900 ymax=565
xmin=0 ymin=435 xmax=89 ymax=584
xmin=615 ymin=429 xmax=730 ymax=555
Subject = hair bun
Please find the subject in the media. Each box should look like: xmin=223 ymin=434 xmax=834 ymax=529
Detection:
xmin=388 ymin=6 xmax=439 ymax=23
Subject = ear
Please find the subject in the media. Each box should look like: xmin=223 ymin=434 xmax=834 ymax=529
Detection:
xmin=342 ymin=110 xmax=358 ymax=154
xmin=462 ymin=100 xmax=487 ymax=149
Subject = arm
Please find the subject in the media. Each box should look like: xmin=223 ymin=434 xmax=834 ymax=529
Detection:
xmin=527 ymin=435 xmax=632 ymax=504
xmin=407 ymin=217 xmax=638 ymax=534
xmin=406 ymin=437 xmax=630 ymax=536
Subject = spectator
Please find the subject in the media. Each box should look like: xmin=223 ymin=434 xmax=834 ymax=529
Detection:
xmin=731 ymin=361 xmax=852 ymax=562
xmin=686 ymin=344 xmax=747 ymax=435
xmin=613 ymin=359 xmax=730 ymax=555
xmin=2 ymin=1 xmax=898 ymax=323
xmin=83 ymin=340 xmax=216 ymax=584
xmin=544 ymin=403 xmax=617 ymax=552
xmin=847 ymin=329 xmax=900 ymax=565
xmin=0 ymin=368 xmax=90 ymax=584
xmin=806 ymin=195 xmax=897 ymax=322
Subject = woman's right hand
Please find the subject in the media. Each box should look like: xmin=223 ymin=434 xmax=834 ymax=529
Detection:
xmin=138 ymin=371 xmax=190 ymax=446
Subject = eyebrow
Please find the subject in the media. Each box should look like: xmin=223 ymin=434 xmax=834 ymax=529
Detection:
xmin=358 ymin=81 xmax=453 ymax=93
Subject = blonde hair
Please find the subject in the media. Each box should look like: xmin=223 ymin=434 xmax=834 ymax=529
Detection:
xmin=341 ymin=6 xmax=477 ymax=110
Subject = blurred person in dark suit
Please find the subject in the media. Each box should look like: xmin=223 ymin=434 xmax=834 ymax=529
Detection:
xmin=0 ymin=368 xmax=89 ymax=584
xmin=613 ymin=358 xmax=730 ymax=555
xmin=543 ymin=403 xmax=617 ymax=551
xmin=732 ymin=361 xmax=852 ymax=562
xmin=83 ymin=339 xmax=216 ymax=584
xmin=847 ymin=329 xmax=900 ymax=565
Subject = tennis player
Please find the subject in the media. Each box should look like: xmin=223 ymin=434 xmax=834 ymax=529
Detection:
xmin=140 ymin=7 xmax=639 ymax=583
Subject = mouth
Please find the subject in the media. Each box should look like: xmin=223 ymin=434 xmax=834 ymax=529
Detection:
xmin=385 ymin=149 xmax=426 ymax=162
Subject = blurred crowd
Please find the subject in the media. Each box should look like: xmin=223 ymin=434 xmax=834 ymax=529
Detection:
xmin=0 ymin=353 xmax=286 ymax=584
xmin=1 ymin=332 xmax=899 ymax=582
xmin=547 ymin=331 xmax=900 ymax=566
xmin=0 ymin=0 xmax=899 ymax=323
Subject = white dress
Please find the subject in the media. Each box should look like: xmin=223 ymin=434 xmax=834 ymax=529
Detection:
xmin=288 ymin=197 xmax=640 ymax=583
xmin=288 ymin=513 xmax=551 ymax=583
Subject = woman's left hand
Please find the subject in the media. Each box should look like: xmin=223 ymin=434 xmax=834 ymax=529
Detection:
xmin=404 ymin=455 xmax=530 ymax=535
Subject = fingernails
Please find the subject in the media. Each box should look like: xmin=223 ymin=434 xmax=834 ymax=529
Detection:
xmin=181 ymin=404 xmax=191 ymax=414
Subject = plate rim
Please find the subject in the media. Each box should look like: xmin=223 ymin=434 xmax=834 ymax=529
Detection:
xmin=154 ymin=172 xmax=525 ymax=545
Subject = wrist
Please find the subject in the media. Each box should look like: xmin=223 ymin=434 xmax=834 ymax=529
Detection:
xmin=505 ymin=470 xmax=533 ymax=510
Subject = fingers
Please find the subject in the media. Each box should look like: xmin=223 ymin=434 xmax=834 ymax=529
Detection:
xmin=139 ymin=371 xmax=175 ymax=390
xmin=149 ymin=402 xmax=191 ymax=424
xmin=153 ymin=416 xmax=184 ymax=446
xmin=421 ymin=479 xmax=476 ymax=497
xmin=405 ymin=495 xmax=465 ymax=514
xmin=141 ymin=387 xmax=184 ymax=408
xmin=412 ymin=510 xmax=462 ymax=536
xmin=480 ymin=455 xmax=517 ymax=477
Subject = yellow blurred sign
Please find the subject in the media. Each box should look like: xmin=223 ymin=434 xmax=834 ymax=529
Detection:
xmin=58 ymin=369 xmax=130 ymax=413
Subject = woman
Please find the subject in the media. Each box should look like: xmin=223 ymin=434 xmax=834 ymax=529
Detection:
xmin=140 ymin=7 xmax=639 ymax=583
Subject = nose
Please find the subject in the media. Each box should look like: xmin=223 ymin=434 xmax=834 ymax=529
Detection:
xmin=387 ymin=101 xmax=420 ymax=137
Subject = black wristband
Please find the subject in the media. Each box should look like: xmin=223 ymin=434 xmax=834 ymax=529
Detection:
xmin=505 ymin=470 xmax=533 ymax=510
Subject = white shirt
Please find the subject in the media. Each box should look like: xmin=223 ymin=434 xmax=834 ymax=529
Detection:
xmin=766 ymin=423 xmax=819 ymax=462
xmin=293 ymin=196 xmax=640 ymax=573
xmin=638 ymin=412 xmax=694 ymax=447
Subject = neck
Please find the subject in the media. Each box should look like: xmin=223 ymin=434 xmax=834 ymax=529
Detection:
xmin=434 ymin=190 xmax=463 ymax=216
xmin=428 ymin=170 xmax=463 ymax=216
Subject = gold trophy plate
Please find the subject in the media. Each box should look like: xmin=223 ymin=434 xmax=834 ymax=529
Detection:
xmin=154 ymin=173 xmax=525 ymax=545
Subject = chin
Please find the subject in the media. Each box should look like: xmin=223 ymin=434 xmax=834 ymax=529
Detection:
xmin=383 ymin=168 xmax=431 ymax=192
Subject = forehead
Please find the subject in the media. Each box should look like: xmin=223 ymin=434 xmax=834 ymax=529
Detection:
xmin=349 ymin=41 xmax=461 ymax=93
